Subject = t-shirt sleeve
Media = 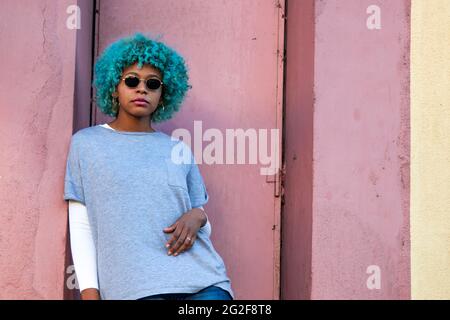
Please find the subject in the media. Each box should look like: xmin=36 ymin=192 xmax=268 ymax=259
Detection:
xmin=64 ymin=135 xmax=86 ymax=205
xmin=186 ymin=149 xmax=210 ymax=208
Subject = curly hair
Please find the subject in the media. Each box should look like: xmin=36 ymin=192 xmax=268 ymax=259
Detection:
xmin=92 ymin=32 xmax=192 ymax=123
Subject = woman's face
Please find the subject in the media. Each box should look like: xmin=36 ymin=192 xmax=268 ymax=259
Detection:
xmin=113 ymin=63 xmax=163 ymax=119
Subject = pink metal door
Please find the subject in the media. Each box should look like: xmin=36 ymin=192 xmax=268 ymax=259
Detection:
xmin=94 ymin=0 xmax=285 ymax=299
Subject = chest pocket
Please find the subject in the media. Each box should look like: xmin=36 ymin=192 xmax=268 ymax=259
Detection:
xmin=165 ymin=158 xmax=188 ymax=191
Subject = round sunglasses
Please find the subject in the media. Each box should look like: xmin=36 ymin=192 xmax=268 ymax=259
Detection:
xmin=121 ymin=75 xmax=163 ymax=90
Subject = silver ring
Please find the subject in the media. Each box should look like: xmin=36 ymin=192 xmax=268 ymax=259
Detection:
xmin=186 ymin=237 xmax=192 ymax=242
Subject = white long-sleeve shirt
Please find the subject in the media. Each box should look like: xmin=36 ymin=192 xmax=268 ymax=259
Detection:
xmin=68 ymin=123 xmax=209 ymax=292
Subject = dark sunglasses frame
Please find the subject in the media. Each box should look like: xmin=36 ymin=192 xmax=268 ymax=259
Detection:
xmin=121 ymin=75 xmax=164 ymax=90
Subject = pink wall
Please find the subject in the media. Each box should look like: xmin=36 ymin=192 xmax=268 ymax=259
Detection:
xmin=283 ymin=0 xmax=410 ymax=299
xmin=0 ymin=0 xmax=77 ymax=299
xmin=0 ymin=0 xmax=411 ymax=299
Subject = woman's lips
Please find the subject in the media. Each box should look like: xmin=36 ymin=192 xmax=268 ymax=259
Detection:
xmin=132 ymin=100 xmax=148 ymax=106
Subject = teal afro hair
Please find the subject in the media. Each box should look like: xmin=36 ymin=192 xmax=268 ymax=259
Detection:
xmin=92 ymin=32 xmax=192 ymax=123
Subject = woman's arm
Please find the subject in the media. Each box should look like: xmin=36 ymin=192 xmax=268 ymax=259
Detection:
xmin=68 ymin=200 xmax=100 ymax=300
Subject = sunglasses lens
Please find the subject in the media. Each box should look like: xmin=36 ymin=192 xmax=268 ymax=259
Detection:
xmin=124 ymin=76 xmax=140 ymax=88
xmin=146 ymin=78 xmax=162 ymax=90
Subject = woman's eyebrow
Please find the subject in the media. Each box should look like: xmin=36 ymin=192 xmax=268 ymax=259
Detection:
xmin=125 ymin=71 xmax=160 ymax=78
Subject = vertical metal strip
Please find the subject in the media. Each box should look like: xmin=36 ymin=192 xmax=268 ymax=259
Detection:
xmin=273 ymin=0 xmax=286 ymax=300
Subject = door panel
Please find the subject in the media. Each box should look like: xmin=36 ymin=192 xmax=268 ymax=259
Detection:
xmin=94 ymin=0 xmax=284 ymax=299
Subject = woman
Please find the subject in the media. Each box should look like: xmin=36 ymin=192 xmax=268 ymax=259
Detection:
xmin=64 ymin=32 xmax=234 ymax=300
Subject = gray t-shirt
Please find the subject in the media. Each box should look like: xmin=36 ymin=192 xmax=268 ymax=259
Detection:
xmin=63 ymin=125 xmax=234 ymax=300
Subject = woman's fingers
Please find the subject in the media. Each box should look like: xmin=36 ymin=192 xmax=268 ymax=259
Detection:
xmin=168 ymin=226 xmax=188 ymax=255
xmin=164 ymin=214 xmax=201 ymax=256
xmin=166 ymin=223 xmax=183 ymax=251
xmin=163 ymin=223 xmax=177 ymax=233
xmin=174 ymin=233 xmax=196 ymax=256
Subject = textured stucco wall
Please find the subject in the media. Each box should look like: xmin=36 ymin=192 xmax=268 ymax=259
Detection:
xmin=310 ymin=0 xmax=411 ymax=299
xmin=282 ymin=0 xmax=411 ymax=299
xmin=411 ymin=0 xmax=450 ymax=300
xmin=0 ymin=0 xmax=77 ymax=299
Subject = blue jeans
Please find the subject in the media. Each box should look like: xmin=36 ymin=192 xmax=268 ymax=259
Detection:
xmin=137 ymin=285 xmax=233 ymax=300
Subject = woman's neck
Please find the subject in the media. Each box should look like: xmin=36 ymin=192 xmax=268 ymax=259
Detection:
xmin=107 ymin=119 xmax=155 ymax=133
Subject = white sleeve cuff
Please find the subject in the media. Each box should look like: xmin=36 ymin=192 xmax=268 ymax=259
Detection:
xmin=194 ymin=205 xmax=211 ymax=237
xmin=68 ymin=200 xmax=99 ymax=291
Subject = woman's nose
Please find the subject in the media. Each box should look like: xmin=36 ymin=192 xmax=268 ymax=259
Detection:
xmin=136 ymin=88 xmax=148 ymax=94
xmin=135 ymin=80 xmax=148 ymax=93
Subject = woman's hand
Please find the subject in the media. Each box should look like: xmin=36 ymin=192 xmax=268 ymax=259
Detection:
xmin=163 ymin=208 xmax=207 ymax=256
xmin=80 ymin=288 xmax=101 ymax=300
